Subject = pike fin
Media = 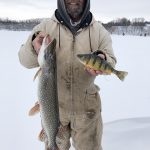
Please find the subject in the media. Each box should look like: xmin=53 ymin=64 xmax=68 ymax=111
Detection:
xmin=33 ymin=68 xmax=42 ymax=81
xmin=28 ymin=101 xmax=40 ymax=116
xmin=38 ymin=128 xmax=45 ymax=142
xmin=115 ymin=70 xmax=128 ymax=81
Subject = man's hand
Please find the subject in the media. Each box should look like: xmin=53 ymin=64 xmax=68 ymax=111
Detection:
xmin=86 ymin=54 xmax=106 ymax=76
xmin=32 ymin=32 xmax=51 ymax=54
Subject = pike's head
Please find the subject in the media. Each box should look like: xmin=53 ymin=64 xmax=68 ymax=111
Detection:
xmin=38 ymin=36 xmax=56 ymax=68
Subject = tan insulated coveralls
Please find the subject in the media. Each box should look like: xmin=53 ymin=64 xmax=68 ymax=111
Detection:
xmin=18 ymin=14 xmax=116 ymax=150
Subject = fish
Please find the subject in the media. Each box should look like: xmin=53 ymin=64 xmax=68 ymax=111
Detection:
xmin=77 ymin=53 xmax=128 ymax=81
xmin=37 ymin=35 xmax=59 ymax=150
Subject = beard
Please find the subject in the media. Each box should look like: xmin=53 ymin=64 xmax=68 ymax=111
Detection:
xmin=66 ymin=3 xmax=84 ymax=20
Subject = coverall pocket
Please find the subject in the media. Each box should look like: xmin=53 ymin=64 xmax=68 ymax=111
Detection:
xmin=84 ymin=86 xmax=101 ymax=112
xmin=73 ymin=86 xmax=101 ymax=130
xmin=74 ymin=114 xmax=96 ymax=130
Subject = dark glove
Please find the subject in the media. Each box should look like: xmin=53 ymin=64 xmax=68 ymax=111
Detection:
xmin=92 ymin=50 xmax=106 ymax=60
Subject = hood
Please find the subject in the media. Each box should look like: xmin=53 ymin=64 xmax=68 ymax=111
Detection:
xmin=56 ymin=0 xmax=92 ymax=34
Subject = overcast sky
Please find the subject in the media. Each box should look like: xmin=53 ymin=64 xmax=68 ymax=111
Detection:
xmin=0 ymin=0 xmax=150 ymax=23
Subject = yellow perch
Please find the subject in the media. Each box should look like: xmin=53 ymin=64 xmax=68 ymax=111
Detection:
xmin=77 ymin=53 xmax=128 ymax=81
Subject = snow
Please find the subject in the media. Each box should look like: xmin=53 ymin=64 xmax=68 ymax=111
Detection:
xmin=103 ymin=117 xmax=150 ymax=150
xmin=0 ymin=30 xmax=150 ymax=149
xmin=96 ymin=35 xmax=150 ymax=122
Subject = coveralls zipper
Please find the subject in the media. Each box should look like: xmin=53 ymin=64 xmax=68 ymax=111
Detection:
xmin=70 ymin=35 xmax=75 ymax=116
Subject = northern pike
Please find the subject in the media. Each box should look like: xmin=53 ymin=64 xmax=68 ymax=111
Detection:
xmin=77 ymin=53 xmax=128 ymax=81
xmin=37 ymin=36 xmax=59 ymax=149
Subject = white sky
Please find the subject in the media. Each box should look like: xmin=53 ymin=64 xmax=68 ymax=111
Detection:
xmin=0 ymin=0 xmax=150 ymax=23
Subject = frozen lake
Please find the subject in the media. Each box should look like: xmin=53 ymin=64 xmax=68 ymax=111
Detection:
xmin=0 ymin=31 xmax=150 ymax=150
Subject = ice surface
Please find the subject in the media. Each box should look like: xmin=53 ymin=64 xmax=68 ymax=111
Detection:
xmin=0 ymin=31 xmax=150 ymax=149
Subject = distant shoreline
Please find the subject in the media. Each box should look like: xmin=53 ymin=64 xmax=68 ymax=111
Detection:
xmin=0 ymin=18 xmax=150 ymax=36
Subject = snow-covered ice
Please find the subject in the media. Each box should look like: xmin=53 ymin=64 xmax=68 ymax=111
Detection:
xmin=103 ymin=117 xmax=150 ymax=150
xmin=0 ymin=31 xmax=150 ymax=150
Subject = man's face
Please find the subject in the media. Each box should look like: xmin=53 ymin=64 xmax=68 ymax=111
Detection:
xmin=64 ymin=0 xmax=86 ymax=21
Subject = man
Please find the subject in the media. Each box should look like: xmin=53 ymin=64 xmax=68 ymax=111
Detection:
xmin=18 ymin=0 xmax=116 ymax=149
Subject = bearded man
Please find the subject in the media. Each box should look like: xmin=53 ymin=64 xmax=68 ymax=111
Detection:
xmin=18 ymin=0 xmax=116 ymax=149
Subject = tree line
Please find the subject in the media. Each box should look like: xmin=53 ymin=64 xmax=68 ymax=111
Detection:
xmin=103 ymin=17 xmax=149 ymax=27
xmin=103 ymin=18 xmax=150 ymax=36
xmin=0 ymin=18 xmax=41 ymax=30
xmin=0 ymin=17 xmax=150 ymax=36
